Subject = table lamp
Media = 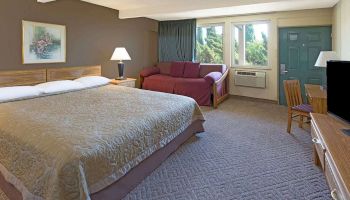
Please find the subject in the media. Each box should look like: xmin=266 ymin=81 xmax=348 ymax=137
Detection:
xmin=111 ymin=47 xmax=131 ymax=80
xmin=315 ymin=51 xmax=338 ymax=67
xmin=314 ymin=51 xmax=338 ymax=90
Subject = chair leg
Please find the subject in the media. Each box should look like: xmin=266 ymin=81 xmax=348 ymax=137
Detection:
xmin=287 ymin=111 xmax=292 ymax=134
xmin=299 ymin=115 xmax=303 ymax=128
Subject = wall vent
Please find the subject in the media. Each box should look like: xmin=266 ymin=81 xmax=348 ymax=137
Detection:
xmin=234 ymin=70 xmax=266 ymax=88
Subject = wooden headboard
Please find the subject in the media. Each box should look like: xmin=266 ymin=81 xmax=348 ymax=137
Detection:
xmin=47 ymin=66 xmax=101 ymax=81
xmin=0 ymin=65 xmax=101 ymax=87
xmin=0 ymin=69 xmax=46 ymax=87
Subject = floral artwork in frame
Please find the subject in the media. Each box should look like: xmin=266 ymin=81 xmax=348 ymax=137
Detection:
xmin=22 ymin=21 xmax=66 ymax=64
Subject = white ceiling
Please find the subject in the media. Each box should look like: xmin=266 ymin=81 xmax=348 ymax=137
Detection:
xmin=80 ymin=0 xmax=339 ymax=21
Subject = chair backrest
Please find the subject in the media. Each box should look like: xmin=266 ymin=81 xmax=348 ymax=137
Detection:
xmin=283 ymin=80 xmax=303 ymax=107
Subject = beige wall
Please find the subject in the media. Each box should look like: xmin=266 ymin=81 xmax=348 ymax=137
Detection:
xmin=197 ymin=8 xmax=333 ymax=101
xmin=333 ymin=0 xmax=350 ymax=60
xmin=0 ymin=0 xmax=158 ymax=84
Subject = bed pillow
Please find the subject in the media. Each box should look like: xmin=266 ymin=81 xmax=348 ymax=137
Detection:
xmin=74 ymin=76 xmax=111 ymax=88
xmin=35 ymin=80 xmax=84 ymax=94
xmin=0 ymin=86 xmax=43 ymax=103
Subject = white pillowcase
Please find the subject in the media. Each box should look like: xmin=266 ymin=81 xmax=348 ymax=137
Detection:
xmin=74 ymin=76 xmax=111 ymax=88
xmin=0 ymin=86 xmax=43 ymax=103
xmin=35 ymin=80 xmax=84 ymax=94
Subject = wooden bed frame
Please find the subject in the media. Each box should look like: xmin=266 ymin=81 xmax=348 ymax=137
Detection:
xmin=0 ymin=65 xmax=101 ymax=87
xmin=0 ymin=69 xmax=46 ymax=87
xmin=47 ymin=66 xmax=101 ymax=81
xmin=0 ymin=65 xmax=204 ymax=200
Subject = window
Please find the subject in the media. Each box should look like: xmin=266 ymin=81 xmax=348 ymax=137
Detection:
xmin=196 ymin=24 xmax=224 ymax=64
xmin=232 ymin=22 xmax=269 ymax=67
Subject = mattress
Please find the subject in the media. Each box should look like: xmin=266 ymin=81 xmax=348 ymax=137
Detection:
xmin=0 ymin=85 xmax=204 ymax=200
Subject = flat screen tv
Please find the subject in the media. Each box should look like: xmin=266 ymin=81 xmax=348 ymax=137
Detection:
xmin=327 ymin=60 xmax=350 ymax=123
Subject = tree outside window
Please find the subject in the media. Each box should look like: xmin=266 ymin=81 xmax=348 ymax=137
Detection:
xmin=233 ymin=22 xmax=269 ymax=67
xmin=196 ymin=25 xmax=224 ymax=64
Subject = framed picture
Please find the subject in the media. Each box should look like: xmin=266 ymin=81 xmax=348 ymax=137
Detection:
xmin=22 ymin=21 xmax=66 ymax=64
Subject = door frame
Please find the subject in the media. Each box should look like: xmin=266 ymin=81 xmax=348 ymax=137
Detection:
xmin=277 ymin=25 xmax=332 ymax=105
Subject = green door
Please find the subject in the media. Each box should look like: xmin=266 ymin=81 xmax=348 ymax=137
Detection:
xmin=279 ymin=26 xmax=332 ymax=105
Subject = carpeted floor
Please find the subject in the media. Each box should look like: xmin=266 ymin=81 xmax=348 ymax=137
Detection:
xmin=0 ymin=97 xmax=330 ymax=200
xmin=0 ymin=191 xmax=7 ymax=200
xmin=124 ymin=97 xmax=330 ymax=200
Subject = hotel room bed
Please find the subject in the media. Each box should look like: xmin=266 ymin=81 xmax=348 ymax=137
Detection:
xmin=0 ymin=67 xmax=204 ymax=200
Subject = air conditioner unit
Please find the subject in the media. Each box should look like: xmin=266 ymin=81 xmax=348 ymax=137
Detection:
xmin=234 ymin=71 xmax=266 ymax=88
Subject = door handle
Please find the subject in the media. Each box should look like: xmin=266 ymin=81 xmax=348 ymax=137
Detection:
xmin=280 ymin=64 xmax=288 ymax=75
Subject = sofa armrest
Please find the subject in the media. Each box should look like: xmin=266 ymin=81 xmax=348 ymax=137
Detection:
xmin=212 ymin=68 xmax=229 ymax=108
xmin=140 ymin=67 xmax=160 ymax=77
xmin=214 ymin=67 xmax=229 ymax=85
xmin=204 ymin=72 xmax=223 ymax=85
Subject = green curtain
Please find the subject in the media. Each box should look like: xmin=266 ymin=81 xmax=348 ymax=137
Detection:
xmin=158 ymin=19 xmax=196 ymax=62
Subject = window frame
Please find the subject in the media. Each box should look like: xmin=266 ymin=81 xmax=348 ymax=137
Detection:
xmin=195 ymin=23 xmax=225 ymax=64
xmin=231 ymin=21 xmax=271 ymax=69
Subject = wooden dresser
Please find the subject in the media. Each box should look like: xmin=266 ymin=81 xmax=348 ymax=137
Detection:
xmin=305 ymin=84 xmax=327 ymax=114
xmin=311 ymin=113 xmax=350 ymax=200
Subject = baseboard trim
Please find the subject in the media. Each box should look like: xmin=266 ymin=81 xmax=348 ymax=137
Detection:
xmin=229 ymin=95 xmax=278 ymax=104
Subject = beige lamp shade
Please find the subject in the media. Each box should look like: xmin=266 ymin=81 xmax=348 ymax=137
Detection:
xmin=111 ymin=47 xmax=131 ymax=61
xmin=314 ymin=51 xmax=338 ymax=67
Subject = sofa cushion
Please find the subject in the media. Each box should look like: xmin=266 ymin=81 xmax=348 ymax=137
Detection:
xmin=140 ymin=67 xmax=160 ymax=77
xmin=183 ymin=62 xmax=200 ymax=78
xmin=157 ymin=62 xmax=171 ymax=75
xmin=170 ymin=62 xmax=186 ymax=77
xmin=292 ymin=104 xmax=313 ymax=113
xmin=142 ymin=74 xmax=176 ymax=93
xmin=174 ymin=78 xmax=212 ymax=106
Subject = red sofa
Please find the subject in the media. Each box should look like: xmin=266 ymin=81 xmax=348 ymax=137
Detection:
xmin=140 ymin=62 xmax=229 ymax=108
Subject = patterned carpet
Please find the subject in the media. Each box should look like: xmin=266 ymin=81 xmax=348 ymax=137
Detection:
xmin=125 ymin=97 xmax=330 ymax=200
xmin=0 ymin=191 xmax=8 ymax=200
xmin=0 ymin=97 xmax=330 ymax=200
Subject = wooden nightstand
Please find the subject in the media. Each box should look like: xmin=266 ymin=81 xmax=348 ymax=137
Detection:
xmin=110 ymin=78 xmax=136 ymax=88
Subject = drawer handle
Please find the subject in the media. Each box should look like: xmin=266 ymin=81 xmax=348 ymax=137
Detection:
xmin=331 ymin=189 xmax=338 ymax=200
xmin=312 ymin=138 xmax=321 ymax=144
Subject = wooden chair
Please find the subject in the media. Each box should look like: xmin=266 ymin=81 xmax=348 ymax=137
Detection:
xmin=283 ymin=80 xmax=313 ymax=133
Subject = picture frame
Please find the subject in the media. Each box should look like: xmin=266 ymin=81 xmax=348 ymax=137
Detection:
xmin=22 ymin=20 xmax=66 ymax=64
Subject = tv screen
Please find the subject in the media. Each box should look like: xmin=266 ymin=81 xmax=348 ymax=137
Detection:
xmin=327 ymin=60 xmax=350 ymax=123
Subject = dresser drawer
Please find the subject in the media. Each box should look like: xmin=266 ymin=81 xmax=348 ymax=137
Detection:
xmin=325 ymin=153 xmax=347 ymax=200
xmin=311 ymin=120 xmax=326 ymax=169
